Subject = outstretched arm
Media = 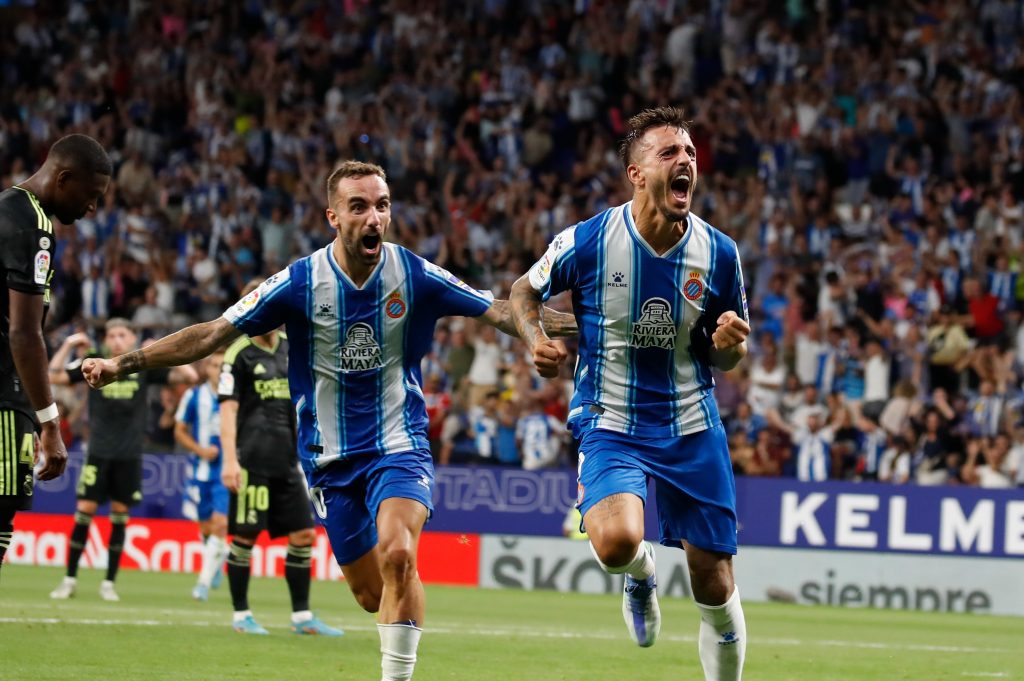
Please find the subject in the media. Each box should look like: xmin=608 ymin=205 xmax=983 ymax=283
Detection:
xmin=479 ymin=299 xmax=578 ymax=339
xmin=509 ymin=275 xmax=568 ymax=378
xmin=83 ymin=318 xmax=241 ymax=388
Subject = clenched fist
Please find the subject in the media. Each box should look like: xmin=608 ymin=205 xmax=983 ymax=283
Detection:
xmin=531 ymin=338 xmax=568 ymax=379
xmin=711 ymin=311 xmax=750 ymax=351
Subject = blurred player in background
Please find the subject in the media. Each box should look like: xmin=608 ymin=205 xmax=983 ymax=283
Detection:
xmin=219 ymin=282 xmax=341 ymax=636
xmin=175 ymin=349 xmax=229 ymax=601
xmin=511 ymin=107 xmax=750 ymax=680
xmin=0 ymin=134 xmax=110 ymax=580
xmin=48 ymin=320 xmax=196 ymax=601
xmin=82 ymin=160 xmax=576 ymax=680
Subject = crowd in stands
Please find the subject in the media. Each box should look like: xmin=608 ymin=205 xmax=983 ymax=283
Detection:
xmin=2 ymin=0 xmax=1023 ymax=487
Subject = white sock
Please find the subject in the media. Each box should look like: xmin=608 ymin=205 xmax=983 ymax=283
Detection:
xmin=590 ymin=540 xmax=656 ymax=579
xmin=696 ymin=586 xmax=747 ymax=681
xmin=233 ymin=610 xmax=253 ymax=623
xmin=198 ymin=535 xmax=227 ymax=587
xmin=378 ymin=622 xmax=423 ymax=681
xmin=291 ymin=610 xmax=313 ymax=624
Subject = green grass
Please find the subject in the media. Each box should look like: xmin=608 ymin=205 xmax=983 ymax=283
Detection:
xmin=1 ymin=565 xmax=1021 ymax=680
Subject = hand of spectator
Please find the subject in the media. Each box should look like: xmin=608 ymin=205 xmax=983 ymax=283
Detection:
xmin=63 ymin=332 xmax=91 ymax=349
xmin=82 ymin=357 xmax=120 ymax=388
xmin=712 ymin=311 xmax=750 ymax=350
xmin=531 ymin=338 xmax=567 ymax=379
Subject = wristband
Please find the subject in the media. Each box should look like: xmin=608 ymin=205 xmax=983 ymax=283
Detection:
xmin=35 ymin=403 xmax=59 ymax=424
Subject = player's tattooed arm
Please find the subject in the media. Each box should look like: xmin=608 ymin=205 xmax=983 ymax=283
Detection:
xmin=482 ymin=300 xmax=577 ymax=339
xmin=508 ymin=277 xmax=546 ymax=346
xmin=85 ymin=318 xmax=242 ymax=388
xmin=509 ymin=275 xmax=568 ymax=379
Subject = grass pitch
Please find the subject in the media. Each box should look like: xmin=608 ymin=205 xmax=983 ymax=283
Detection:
xmin=1 ymin=565 xmax=1021 ymax=680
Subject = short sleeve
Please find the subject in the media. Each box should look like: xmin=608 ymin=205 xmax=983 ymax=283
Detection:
xmin=175 ymin=388 xmax=195 ymax=424
xmin=527 ymin=226 xmax=578 ymax=301
xmin=218 ymin=352 xmax=242 ymax=403
xmin=710 ymin=245 xmax=749 ymax=325
xmin=222 ymin=267 xmax=293 ymax=336
xmin=1 ymin=193 xmax=54 ymax=295
xmin=419 ymin=260 xmax=494 ymax=318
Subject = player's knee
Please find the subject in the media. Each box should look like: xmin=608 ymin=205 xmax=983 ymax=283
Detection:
xmin=592 ymin=533 xmax=642 ymax=568
xmin=379 ymin=543 xmax=416 ymax=582
xmin=210 ymin=516 xmax=228 ymax=536
xmin=688 ymin=559 xmax=733 ymax=605
xmin=290 ymin=528 xmax=316 ymax=546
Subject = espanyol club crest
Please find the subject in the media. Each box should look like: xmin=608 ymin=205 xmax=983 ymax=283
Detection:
xmin=683 ymin=271 xmax=704 ymax=301
xmin=385 ymin=290 xmax=406 ymax=319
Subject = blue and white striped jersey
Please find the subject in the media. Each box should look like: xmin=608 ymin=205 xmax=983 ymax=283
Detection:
xmin=175 ymin=382 xmax=222 ymax=482
xmin=223 ymin=243 xmax=493 ymax=471
xmin=528 ymin=202 xmax=748 ymax=437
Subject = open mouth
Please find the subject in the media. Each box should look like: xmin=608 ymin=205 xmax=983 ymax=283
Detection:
xmin=360 ymin=232 xmax=382 ymax=256
xmin=670 ymin=174 xmax=691 ymax=203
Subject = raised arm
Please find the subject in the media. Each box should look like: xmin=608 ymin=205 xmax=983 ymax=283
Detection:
xmin=48 ymin=332 xmax=92 ymax=386
xmin=83 ymin=318 xmax=241 ymax=388
xmin=509 ymin=275 xmax=568 ymax=378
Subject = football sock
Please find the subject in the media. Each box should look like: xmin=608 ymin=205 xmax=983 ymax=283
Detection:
xmin=227 ymin=539 xmax=253 ymax=612
xmin=285 ymin=543 xmax=313 ymax=614
xmin=590 ymin=540 xmax=656 ymax=579
xmin=198 ymin=535 xmax=227 ymax=587
xmin=696 ymin=586 xmax=746 ymax=681
xmin=0 ymin=521 xmax=12 ymax=575
xmin=106 ymin=512 xmax=128 ymax=582
xmin=67 ymin=511 xmax=93 ymax=578
xmin=378 ymin=622 xmax=423 ymax=681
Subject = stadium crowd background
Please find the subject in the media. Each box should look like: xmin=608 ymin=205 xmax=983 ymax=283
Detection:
xmin=2 ymin=0 xmax=1023 ymax=488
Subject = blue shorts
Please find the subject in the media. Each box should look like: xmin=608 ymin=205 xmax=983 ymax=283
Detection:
xmin=306 ymin=450 xmax=434 ymax=566
xmin=576 ymin=424 xmax=738 ymax=554
xmin=183 ymin=479 xmax=230 ymax=522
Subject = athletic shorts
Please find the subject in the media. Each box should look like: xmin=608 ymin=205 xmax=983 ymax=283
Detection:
xmin=0 ymin=409 xmax=35 ymax=513
xmin=76 ymin=456 xmax=142 ymax=506
xmin=183 ymin=478 xmax=230 ymax=522
xmin=576 ymin=423 xmax=738 ymax=555
xmin=229 ymin=466 xmax=315 ymax=538
xmin=306 ymin=449 xmax=434 ymax=566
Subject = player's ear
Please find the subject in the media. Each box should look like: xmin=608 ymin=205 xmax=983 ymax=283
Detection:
xmin=55 ymin=168 xmax=75 ymax=189
xmin=626 ymin=163 xmax=643 ymax=189
xmin=324 ymin=207 xmax=339 ymax=229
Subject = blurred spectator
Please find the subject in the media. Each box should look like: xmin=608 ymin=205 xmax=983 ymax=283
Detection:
xmin=0 ymin=0 xmax=1020 ymax=479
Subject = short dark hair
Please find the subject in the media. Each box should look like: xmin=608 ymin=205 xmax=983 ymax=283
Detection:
xmin=49 ymin=134 xmax=113 ymax=176
xmin=618 ymin=107 xmax=691 ymax=169
xmin=326 ymin=161 xmax=386 ymax=205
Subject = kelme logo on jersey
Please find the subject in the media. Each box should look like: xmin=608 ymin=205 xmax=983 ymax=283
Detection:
xmin=386 ymin=290 xmax=406 ymax=319
xmin=339 ymin=323 xmax=383 ymax=372
xmin=630 ymin=297 xmax=676 ymax=349
xmin=683 ymin=271 xmax=704 ymax=301
xmin=607 ymin=271 xmax=627 ymax=288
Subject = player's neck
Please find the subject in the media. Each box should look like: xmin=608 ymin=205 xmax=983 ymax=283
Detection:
xmin=332 ymin=239 xmax=375 ymax=288
xmin=630 ymin=198 xmax=687 ymax=256
xmin=17 ymin=171 xmax=54 ymax=213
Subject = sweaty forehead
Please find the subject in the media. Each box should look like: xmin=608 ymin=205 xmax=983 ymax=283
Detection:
xmin=335 ymin=175 xmax=390 ymax=204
